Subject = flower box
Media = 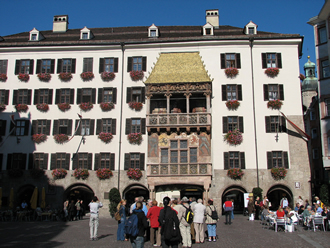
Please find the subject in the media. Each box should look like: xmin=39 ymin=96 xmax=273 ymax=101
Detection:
xmin=36 ymin=103 xmax=49 ymax=112
xmin=72 ymin=168 xmax=89 ymax=180
xmin=58 ymin=72 xmax=72 ymax=81
xmin=128 ymin=133 xmax=143 ymax=145
xmin=224 ymin=129 xmax=243 ymax=145
xmin=58 ymin=103 xmax=71 ymax=112
xmin=271 ymin=167 xmax=287 ymax=180
xmin=265 ymin=68 xmax=279 ymax=77
xmin=127 ymin=168 xmax=142 ymax=180
xmin=29 ymin=168 xmax=45 ymax=179
xmin=32 ymin=134 xmax=47 ymax=144
xmin=225 ymin=68 xmax=239 ymax=78
xmin=37 ymin=73 xmax=51 ymax=82
xmin=80 ymin=72 xmax=94 ymax=81
xmin=79 ymin=102 xmax=93 ymax=111
xmin=101 ymin=72 xmax=116 ymax=81
xmin=100 ymin=102 xmax=114 ymax=111
xmin=18 ymin=73 xmax=29 ymax=82
xmin=227 ymin=168 xmax=244 ymax=180
xmin=98 ymin=132 xmax=113 ymax=143
xmin=130 ymin=70 xmax=144 ymax=81
xmin=54 ymin=134 xmax=69 ymax=144
xmin=8 ymin=168 xmax=24 ymax=178
xmin=52 ymin=168 xmax=67 ymax=180
xmin=0 ymin=103 xmax=6 ymax=112
xmin=128 ymin=102 xmax=143 ymax=111
xmin=0 ymin=73 xmax=8 ymax=82
xmin=267 ymin=100 xmax=283 ymax=110
xmin=15 ymin=104 xmax=29 ymax=113
xmin=96 ymin=168 xmax=113 ymax=180
xmin=226 ymin=100 xmax=240 ymax=110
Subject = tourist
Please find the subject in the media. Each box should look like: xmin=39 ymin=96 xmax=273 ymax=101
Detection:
xmin=296 ymin=196 xmax=304 ymax=206
xmin=147 ymin=199 xmax=153 ymax=211
xmin=298 ymin=205 xmax=305 ymax=215
xmin=68 ymin=200 xmax=75 ymax=221
xmin=190 ymin=197 xmax=197 ymax=242
xmin=116 ymin=199 xmax=127 ymax=241
xmin=254 ymin=196 xmax=261 ymax=220
xmin=89 ymin=196 xmax=103 ymax=241
xmin=63 ymin=200 xmax=69 ymax=221
xmin=276 ymin=206 xmax=285 ymax=219
xmin=315 ymin=204 xmax=323 ymax=214
xmin=131 ymin=196 xmax=148 ymax=216
xmin=130 ymin=197 xmax=139 ymax=214
xmin=80 ymin=200 xmax=84 ymax=220
xmin=130 ymin=201 xmax=148 ymax=248
xmin=146 ymin=200 xmax=161 ymax=247
xmin=21 ymin=200 xmax=28 ymax=210
xmin=304 ymin=199 xmax=310 ymax=209
xmin=294 ymin=203 xmax=300 ymax=212
xmin=194 ymin=198 xmax=206 ymax=243
xmin=75 ymin=199 xmax=81 ymax=220
xmin=231 ymin=198 xmax=235 ymax=220
xmin=205 ymin=199 xmax=217 ymax=242
xmin=247 ymin=197 xmax=255 ymax=221
xmin=177 ymin=196 xmax=192 ymax=248
xmin=262 ymin=195 xmax=269 ymax=208
xmin=223 ymin=197 xmax=233 ymax=224
xmin=280 ymin=194 xmax=288 ymax=209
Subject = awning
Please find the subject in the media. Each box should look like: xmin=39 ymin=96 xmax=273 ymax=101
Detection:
xmin=280 ymin=112 xmax=311 ymax=141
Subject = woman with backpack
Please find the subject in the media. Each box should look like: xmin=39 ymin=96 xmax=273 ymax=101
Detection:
xmin=117 ymin=199 xmax=127 ymax=241
xmin=129 ymin=201 xmax=148 ymax=248
xmin=205 ymin=199 xmax=218 ymax=242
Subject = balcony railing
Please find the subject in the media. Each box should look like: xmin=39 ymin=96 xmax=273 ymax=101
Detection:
xmin=147 ymin=163 xmax=212 ymax=176
xmin=147 ymin=113 xmax=211 ymax=127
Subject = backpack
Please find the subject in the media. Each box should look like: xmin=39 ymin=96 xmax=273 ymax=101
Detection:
xmin=208 ymin=206 xmax=218 ymax=220
xmin=124 ymin=212 xmax=139 ymax=237
xmin=163 ymin=209 xmax=181 ymax=242
xmin=182 ymin=204 xmax=194 ymax=224
xmin=114 ymin=211 xmax=121 ymax=221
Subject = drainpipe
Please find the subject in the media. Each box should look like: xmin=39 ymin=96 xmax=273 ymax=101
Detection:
xmin=249 ymin=37 xmax=260 ymax=188
xmin=118 ymin=42 xmax=125 ymax=190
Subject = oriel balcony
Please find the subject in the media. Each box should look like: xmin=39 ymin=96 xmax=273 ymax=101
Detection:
xmin=147 ymin=163 xmax=212 ymax=176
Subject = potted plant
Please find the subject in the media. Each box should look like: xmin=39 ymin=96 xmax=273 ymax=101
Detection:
xmin=265 ymin=67 xmax=279 ymax=77
xmin=267 ymin=99 xmax=283 ymax=110
xmin=100 ymin=102 xmax=114 ymax=111
xmin=37 ymin=73 xmax=51 ymax=82
xmin=72 ymin=168 xmax=89 ymax=180
xmin=224 ymin=129 xmax=243 ymax=145
xmin=0 ymin=73 xmax=7 ymax=82
xmin=98 ymin=132 xmax=113 ymax=143
xmin=79 ymin=102 xmax=93 ymax=111
xmin=32 ymin=134 xmax=47 ymax=144
xmin=18 ymin=73 xmax=30 ymax=82
xmin=227 ymin=168 xmax=244 ymax=180
xmin=127 ymin=168 xmax=142 ymax=180
xmin=36 ymin=103 xmax=49 ymax=112
xmin=29 ymin=168 xmax=45 ymax=179
xmin=58 ymin=103 xmax=71 ymax=112
xmin=80 ymin=72 xmax=94 ymax=81
xmin=271 ymin=167 xmax=287 ymax=180
xmin=0 ymin=103 xmax=6 ymax=112
xmin=52 ymin=168 xmax=67 ymax=180
xmin=128 ymin=133 xmax=143 ymax=145
xmin=54 ymin=134 xmax=69 ymax=144
xmin=128 ymin=102 xmax=143 ymax=111
xmin=101 ymin=71 xmax=115 ymax=81
xmin=58 ymin=72 xmax=72 ymax=81
xmin=8 ymin=168 xmax=24 ymax=178
xmin=130 ymin=70 xmax=144 ymax=81
xmin=96 ymin=168 xmax=113 ymax=180
xmin=225 ymin=100 xmax=240 ymax=110
xmin=225 ymin=68 xmax=239 ymax=78
xmin=15 ymin=104 xmax=29 ymax=113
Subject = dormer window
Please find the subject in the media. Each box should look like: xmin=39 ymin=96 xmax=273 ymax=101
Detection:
xmin=245 ymin=21 xmax=257 ymax=35
xmin=203 ymin=23 xmax=214 ymax=36
xmin=80 ymin=27 xmax=93 ymax=40
xmin=148 ymin=24 xmax=158 ymax=38
xmin=29 ymin=28 xmax=43 ymax=41
xmin=82 ymin=33 xmax=88 ymax=39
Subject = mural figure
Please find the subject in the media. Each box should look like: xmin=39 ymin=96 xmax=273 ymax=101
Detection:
xmin=199 ymin=134 xmax=211 ymax=156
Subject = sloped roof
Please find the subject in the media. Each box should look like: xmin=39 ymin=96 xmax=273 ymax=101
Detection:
xmin=144 ymin=52 xmax=212 ymax=84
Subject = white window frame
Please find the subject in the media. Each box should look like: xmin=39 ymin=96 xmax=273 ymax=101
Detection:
xmin=148 ymin=24 xmax=159 ymax=38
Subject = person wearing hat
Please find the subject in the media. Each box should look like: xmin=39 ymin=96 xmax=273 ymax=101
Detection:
xmin=177 ymin=196 xmax=192 ymax=248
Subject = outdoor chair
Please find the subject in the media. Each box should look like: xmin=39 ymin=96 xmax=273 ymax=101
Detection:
xmin=275 ymin=217 xmax=286 ymax=232
xmin=297 ymin=214 xmax=304 ymax=226
xmin=312 ymin=216 xmax=325 ymax=232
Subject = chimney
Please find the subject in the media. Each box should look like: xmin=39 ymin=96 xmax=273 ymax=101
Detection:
xmin=205 ymin=9 xmax=219 ymax=28
xmin=53 ymin=15 xmax=69 ymax=33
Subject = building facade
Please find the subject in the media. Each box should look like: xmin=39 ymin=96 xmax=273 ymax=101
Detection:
xmin=0 ymin=11 xmax=310 ymax=215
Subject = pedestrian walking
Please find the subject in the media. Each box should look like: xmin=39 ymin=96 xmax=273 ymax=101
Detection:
xmin=68 ymin=200 xmax=75 ymax=221
xmin=223 ymin=197 xmax=233 ymax=224
xmin=75 ymin=199 xmax=81 ymax=220
xmin=146 ymin=200 xmax=161 ymax=247
xmin=177 ymin=196 xmax=192 ymax=248
xmin=205 ymin=199 xmax=217 ymax=242
xmin=193 ymin=198 xmax=206 ymax=244
xmin=255 ymin=196 xmax=261 ymax=220
xmin=63 ymin=200 xmax=69 ymax=221
xmin=117 ymin=199 xmax=127 ymax=241
xmin=89 ymin=196 xmax=103 ymax=241
xmin=247 ymin=197 xmax=255 ymax=221
xmin=231 ymin=198 xmax=234 ymax=220
xmin=129 ymin=201 xmax=148 ymax=248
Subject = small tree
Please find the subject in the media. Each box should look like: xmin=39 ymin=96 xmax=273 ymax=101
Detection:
xmin=320 ymin=184 xmax=329 ymax=205
xmin=252 ymin=187 xmax=263 ymax=200
xmin=109 ymin=187 xmax=121 ymax=217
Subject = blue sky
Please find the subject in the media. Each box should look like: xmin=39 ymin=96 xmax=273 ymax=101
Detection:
xmin=0 ymin=0 xmax=325 ymax=73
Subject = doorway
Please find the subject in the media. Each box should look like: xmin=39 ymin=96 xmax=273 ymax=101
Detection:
xmin=64 ymin=184 xmax=94 ymax=213
xmin=222 ymin=185 xmax=247 ymax=214
xmin=267 ymin=184 xmax=293 ymax=211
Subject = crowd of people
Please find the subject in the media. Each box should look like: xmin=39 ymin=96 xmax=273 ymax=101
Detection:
xmin=63 ymin=199 xmax=85 ymax=221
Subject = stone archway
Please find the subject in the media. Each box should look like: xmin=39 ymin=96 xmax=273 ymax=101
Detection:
xmin=267 ymin=184 xmax=293 ymax=211
xmin=123 ymin=184 xmax=149 ymax=209
xmin=64 ymin=183 xmax=94 ymax=213
xmin=17 ymin=184 xmax=36 ymax=209
xmin=221 ymin=185 xmax=247 ymax=214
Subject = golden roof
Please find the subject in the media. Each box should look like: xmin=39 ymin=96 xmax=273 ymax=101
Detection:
xmin=144 ymin=52 xmax=212 ymax=84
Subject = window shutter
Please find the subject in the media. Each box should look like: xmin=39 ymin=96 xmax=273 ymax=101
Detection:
xmin=15 ymin=60 xmax=20 ymax=75
xmin=10 ymin=121 xmax=15 ymax=136
xmin=53 ymin=120 xmax=58 ymax=135
xmin=99 ymin=58 xmax=104 ymax=73
xmin=283 ymin=151 xmax=289 ymax=168
xmin=50 ymin=59 xmax=55 ymax=74
xmin=55 ymin=89 xmax=60 ymax=104
xmin=97 ymin=88 xmax=102 ymax=104
xmin=68 ymin=120 xmax=72 ymax=135
xmin=13 ymin=90 xmax=18 ymax=105
xmin=71 ymin=59 xmax=76 ymax=74
xmin=24 ymin=121 xmax=29 ymax=136
xmin=142 ymin=57 xmax=147 ymax=71
xmin=36 ymin=60 xmax=41 ymax=74
xmin=34 ymin=90 xmax=39 ymax=105
xmin=92 ymin=88 xmax=96 ymax=104
xmin=112 ymin=119 xmax=116 ymax=135
xmin=0 ymin=120 xmax=6 ymax=136
xmin=70 ymin=89 xmax=74 ymax=104
xmin=126 ymin=88 xmax=132 ymax=103
xmin=224 ymin=152 xmax=229 ymax=170
xmin=265 ymin=117 xmax=271 ymax=133
xmin=77 ymin=89 xmax=82 ymax=104
xmin=124 ymin=153 xmax=130 ymax=170
xmin=21 ymin=154 xmax=27 ymax=170
xmin=240 ymin=152 xmax=245 ymax=169
xmin=72 ymin=154 xmax=77 ymax=170
xmin=114 ymin=58 xmax=118 ymax=73
xmin=263 ymin=85 xmax=269 ymax=101
xmin=43 ymin=153 xmax=49 ymax=170
xmin=2 ymin=60 xmax=7 ymax=75
xmin=48 ymin=89 xmax=53 ymax=104
xmin=88 ymin=153 xmax=92 ymax=170
xmin=125 ymin=119 xmax=131 ymax=134
xmin=46 ymin=120 xmax=51 ymax=135
xmin=141 ymin=118 xmax=146 ymax=134
xmin=239 ymin=117 xmax=244 ymax=133
xmin=140 ymin=153 xmax=145 ymax=170
xmin=127 ymin=57 xmax=132 ymax=72
xmin=267 ymin=152 xmax=272 ymax=169
xmin=277 ymin=53 xmax=282 ymax=68
xmin=279 ymin=84 xmax=284 ymax=100
xmin=237 ymin=85 xmax=242 ymax=100
xmin=262 ymin=53 xmax=267 ymax=69
xmin=96 ymin=119 xmax=102 ymax=135
xmin=29 ymin=60 xmax=34 ymax=74
xmin=141 ymin=87 xmax=145 ymax=103
xmin=281 ymin=116 xmax=287 ymax=132
xmin=0 ymin=153 xmax=2 ymax=171
xmin=31 ymin=120 xmax=37 ymax=135
xmin=112 ymin=88 xmax=117 ymax=104
xmin=236 ymin=54 xmax=241 ymax=69
xmin=75 ymin=120 xmax=81 ymax=135
xmin=220 ymin=54 xmax=225 ymax=69
xmin=223 ymin=117 xmax=228 ymax=133
xmin=222 ymin=85 xmax=227 ymax=101
xmin=65 ymin=154 xmax=70 ymax=170
xmin=50 ymin=153 xmax=56 ymax=170
xmin=57 ymin=59 xmax=62 ymax=73
xmin=27 ymin=90 xmax=32 ymax=105
xmin=110 ymin=153 xmax=115 ymax=170
xmin=90 ymin=119 xmax=95 ymax=135
xmin=94 ymin=153 xmax=100 ymax=170
xmin=4 ymin=90 xmax=9 ymax=105
xmin=28 ymin=153 xmax=33 ymax=169
xmin=7 ymin=154 xmax=12 ymax=170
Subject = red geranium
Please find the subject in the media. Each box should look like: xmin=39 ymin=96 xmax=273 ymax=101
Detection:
xmin=98 ymin=132 xmax=113 ymax=143
xmin=225 ymin=68 xmax=239 ymax=77
xmin=36 ymin=103 xmax=49 ymax=112
xmin=54 ymin=134 xmax=69 ymax=144
xmin=127 ymin=168 xmax=142 ymax=180
xmin=101 ymin=72 xmax=115 ymax=81
xmin=15 ymin=104 xmax=29 ymax=112
xmin=128 ymin=102 xmax=143 ymax=111
xmin=100 ymin=102 xmax=114 ymax=111
xmin=0 ymin=73 xmax=7 ymax=82
xmin=58 ymin=72 xmax=72 ymax=81
xmin=58 ymin=103 xmax=71 ymax=112
xmin=79 ymin=102 xmax=93 ymax=111
xmin=80 ymin=72 xmax=94 ymax=81
xmin=265 ymin=68 xmax=279 ymax=77
xmin=96 ymin=168 xmax=113 ymax=179
xmin=128 ymin=133 xmax=142 ymax=145
xmin=37 ymin=73 xmax=51 ymax=82
xmin=130 ymin=70 xmax=144 ymax=81
xmin=52 ymin=169 xmax=67 ymax=179
xmin=18 ymin=73 xmax=29 ymax=82
xmin=32 ymin=134 xmax=47 ymax=144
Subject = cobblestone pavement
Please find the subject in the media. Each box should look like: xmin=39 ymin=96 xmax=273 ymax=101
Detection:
xmin=1 ymin=215 xmax=329 ymax=248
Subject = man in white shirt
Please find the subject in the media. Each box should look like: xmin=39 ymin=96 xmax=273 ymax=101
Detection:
xmin=88 ymin=196 xmax=103 ymax=241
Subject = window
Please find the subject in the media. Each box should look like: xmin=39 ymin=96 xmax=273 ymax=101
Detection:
xmin=29 ymin=153 xmax=48 ymax=169
xmin=318 ymin=26 xmax=327 ymax=44
xmin=31 ymin=34 xmax=37 ymax=41
xmin=7 ymin=153 xmax=27 ymax=170
xmin=98 ymin=88 xmax=117 ymax=104
xmin=0 ymin=90 xmax=9 ymax=105
xmin=53 ymin=119 xmax=72 ymax=135
xmin=82 ymin=33 xmax=88 ymax=39
xmin=321 ymin=60 xmax=330 ymax=79
xmin=76 ymin=119 xmax=94 ymax=136
xmin=224 ymin=152 xmax=245 ymax=169
xmin=267 ymin=151 xmax=289 ymax=169
xmin=13 ymin=89 xmax=32 ymax=105
xmin=77 ymin=88 xmax=96 ymax=104
xmin=10 ymin=120 xmax=29 ymax=136
xmin=223 ymin=116 xmax=244 ymax=133
xmin=83 ymin=58 xmax=93 ymax=72
xmin=150 ymin=30 xmax=157 ymax=37
xmin=160 ymin=140 xmax=197 ymax=164
xmin=34 ymin=89 xmax=53 ymax=105
xmin=50 ymin=153 xmax=70 ymax=170
xmin=99 ymin=58 xmax=118 ymax=73
xmin=224 ymin=85 xmax=241 ymax=101
xmin=205 ymin=28 xmax=211 ymax=35
xmin=32 ymin=120 xmax=51 ymax=135
xmin=261 ymin=53 xmax=282 ymax=69
xmin=312 ymin=128 xmax=318 ymax=139
xmin=57 ymin=58 xmax=76 ymax=73
xmin=0 ymin=120 xmax=6 ymax=136
xmin=148 ymin=24 xmax=159 ymax=38
xmin=55 ymin=89 xmax=74 ymax=104
xmin=310 ymin=110 xmax=316 ymax=120
xmin=127 ymin=57 xmax=147 ymax=72
xmin=96 ymin=118 xmax=116 ymax=134
xmin=36 ymin=59 xmax=55 ymax=74
xmin=248 ymin=27 xmax=254 ymax=35
xmin=125 ymin=118 xmax=146 ymax=134
xmin=265 ymin=116 xmax=286 ymax=133
xmin=0 ymin=60 xmax=8 ymax=74
xmin=126 ymin=87 xmax=145 ymax=103
xmin=72 ymin=153 xmax=91 ymax=169
xmin=313 ymin=149 xmax=319 ymax=159
xmin=263 ymin=84 xmax=284 ymax=101
xmin=15 ymin=59 xmax=34 ymax=74
xmin=94 ymin=153 xmax=115 ymax=170
xmin=124 ymin=153 xmax=145 ymax=170
xmin=326 ymin=99 xmax=330 ymax=116
xmin=220 ymin=53 xmax=241 ymax=69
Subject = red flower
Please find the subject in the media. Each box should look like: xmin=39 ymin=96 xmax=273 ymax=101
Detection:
xmin=225 ymin=100 xmax=240 ymax=109
xmin=98 ymin=132 xmax=113 ymax=143
xmin=227 ymin=168 xmax=244 ymax=180
xmin=15 ymin=104 xmax=29 ymax=113
xmin=224 ymin=129 xmax=243 ymax=145
xmin=127 ymin=168 xmax=142 ymax=180
xmin=72 ymin=168 xmax=89 ymax=180
xmin=79 ymin=102 xmax=93 ymax=111
xmin=54 ymin=134 xmax=69 ymax=144
xmin=18 ymin=73 xmax=29 ymax=82
xmin=52 ymin=169 xmax=67 ymax=179
xmin=271 ymin=167 xmax=287 ymax=180
xmin=101 ymin=72 xmax=115 ymax=81
xmin=130 ymin=70 xmax=144 ymax=81
xmin=58 ymin=72 xmax=72 ymax=81
xmin=100 ymin=102 xmax=114 ymax=111
xmin=58 ymin=103 xmax=71 ymax=112
xmin=80 ymin=72 xmax=94 ymax=81
xmin=37 ymin=73 xmax=51 ymax=82
xmin=36 ymin=103 xmax=49 ymax=112
xmin=0 ymin=73 xmax=8 ymax=82
xmin=267 ymin=100 xmax=283 ymax=110
xmin=128 ymin=133 xmax=143 ymax=145
xmin=128 ymin=102 xmax=143 ymax=111
xmin=32 ymin=134 xmax=47 ymax=144
xmin=96 ymin=168 xmax=113 ymax=179
xmin=265 ymin=68 xmax=279 ymax=77
xmin=225 ymin=68 xmax=239 ymax=77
